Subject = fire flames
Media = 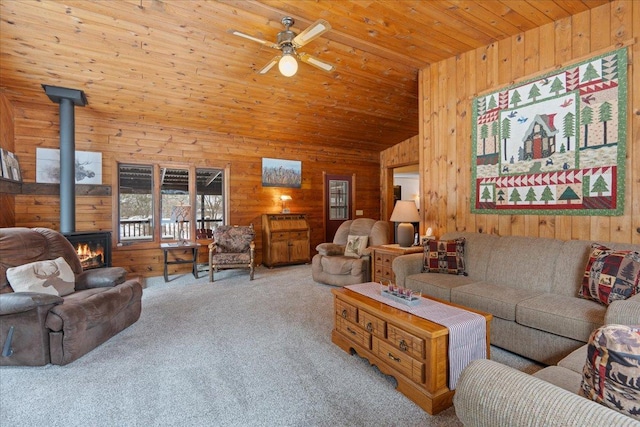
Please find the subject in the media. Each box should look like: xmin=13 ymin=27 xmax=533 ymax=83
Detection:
xmin=76 ymin=243 xmax=104 ymax=268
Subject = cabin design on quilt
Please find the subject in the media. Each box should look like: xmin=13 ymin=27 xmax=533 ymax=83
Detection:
xmin=471 ymin=48 xmax=627 ymax=215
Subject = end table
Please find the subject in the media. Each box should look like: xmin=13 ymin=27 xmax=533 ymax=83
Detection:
xmin=160 ymin=242 xmax=200 ymax=282
xmin=372 ymin=244 xmax=423 ymax=283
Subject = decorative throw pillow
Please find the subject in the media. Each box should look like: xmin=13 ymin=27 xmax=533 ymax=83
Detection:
xmin=344 ymin=235 xmax=368 ymax=258
xmin=580 ymin=324 xmax=640 ymax=420
xmin=423 ymin=238 xmax=466 ymax=275
xmin=6 ymin=257 xmax=76 ymax=296
xmin=579 ymin=244 xmax=640 ymax=306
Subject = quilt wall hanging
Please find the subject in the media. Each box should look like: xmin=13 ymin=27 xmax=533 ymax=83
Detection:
xmin=471 ymin=48 xmax=627 ymax=215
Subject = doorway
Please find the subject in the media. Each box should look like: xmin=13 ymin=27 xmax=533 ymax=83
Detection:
xmin=323 ymin=173 xmax=354 ymax=242
xmin=391 ymin=165 xmax=419 ymax=243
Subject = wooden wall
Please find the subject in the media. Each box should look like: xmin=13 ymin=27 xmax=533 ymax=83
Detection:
xmin=0 ymin=94 xmax=16 ymax=228
xmin=2 ymin=97 xmax=382 ymax=277
xmin=420 ymin=0 xmax=640 ymax=244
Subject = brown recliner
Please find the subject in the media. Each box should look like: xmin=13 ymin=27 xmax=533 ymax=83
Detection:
xmin=0 ymin=227 xmax=142 ymax=366
xmin=312 ymin=218 xmax=389 ymax=286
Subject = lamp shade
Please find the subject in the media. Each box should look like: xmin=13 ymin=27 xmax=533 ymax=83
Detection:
xmin=390 ymin=200 xmax=420 ymax=248
xmin=389 ymin=200 xmax=420 ymax=223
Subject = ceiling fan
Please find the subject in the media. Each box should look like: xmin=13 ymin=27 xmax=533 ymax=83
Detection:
xmin=230 ymin=16 xmax=336 ymax=77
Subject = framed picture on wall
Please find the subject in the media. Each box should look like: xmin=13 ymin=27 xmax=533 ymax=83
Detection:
xmin=0 ymin=148 xmax=22 ymax=181
xmin=261 ymin=157 xmax=302 ymax=188
xmin=36 ymin=148 xmax=102 ymax=184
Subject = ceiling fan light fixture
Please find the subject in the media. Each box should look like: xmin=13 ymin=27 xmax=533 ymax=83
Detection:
xmin=278 ymin=53 xmax=298 ymax=77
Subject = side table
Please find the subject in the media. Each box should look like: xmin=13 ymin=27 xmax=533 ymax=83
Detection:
xmin=372 ymin=244 xmax=423 ymax=283
xmin=160 ymin=242 xmax=200 ymax=282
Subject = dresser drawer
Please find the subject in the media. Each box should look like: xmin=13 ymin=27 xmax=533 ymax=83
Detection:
xmin=335 ymin=298 xmax=358 ymax=323
xmin=336 ymin=316 xmax=371 ymax=349
xmin=358 ymin=309 xmax=386 ymax=339
xmin=372 ymin=336 xmax=424 ymax=383
xmin=387 ymin=323 xmax=425 ymax=360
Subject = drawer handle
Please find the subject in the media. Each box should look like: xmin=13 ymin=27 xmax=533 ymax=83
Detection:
xmin=388 ymin=352 xmax=401 ymax=362
xmin=399 ymin=339 xmax=408 ymax=352
xmin=341 ymin=309 xmax=348 ymax=319
xmin=366 ymin=322 xmax=373 ymax=332
xmin=346 ymin=327 xmax=357 ymax=336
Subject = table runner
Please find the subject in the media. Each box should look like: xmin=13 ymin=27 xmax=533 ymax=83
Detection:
xmin=345 ymin=282 xmax=487 ymax=389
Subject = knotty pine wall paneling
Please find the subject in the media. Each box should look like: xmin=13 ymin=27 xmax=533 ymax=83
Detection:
xmin=0 ymin=93 xmax=16 ymax=228
xmin=8 ymin=100 xmax=382 ymax=277
xmin=419 ymin=0 xmax=639 ymax=244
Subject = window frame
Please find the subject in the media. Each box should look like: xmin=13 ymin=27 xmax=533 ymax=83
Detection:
xmin=113 ymin=161 xmax=229 ymax=249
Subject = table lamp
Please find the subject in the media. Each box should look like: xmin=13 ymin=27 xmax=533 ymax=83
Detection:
xmin=280 ymin=195 xmax=292 ymax=213
xmin=389 ymin=200 xmax=420 ymax=248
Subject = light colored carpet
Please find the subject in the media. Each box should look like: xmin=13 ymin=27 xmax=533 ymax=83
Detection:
xmin=0 ymin=265 xmax=542 ymax=426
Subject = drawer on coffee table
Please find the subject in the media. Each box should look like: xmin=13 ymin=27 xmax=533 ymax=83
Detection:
xmin=336 ymin=316 xmax=371 ymax=348
xmin=358 ymin=310 xmax=386 ymax=339
xmin=372 ymin=336 xmax=424 ymax=383
xmin=387 ymin=323 xmax=425 ymax=360
xmin=335 ymin=298 xmax=358 ymax=323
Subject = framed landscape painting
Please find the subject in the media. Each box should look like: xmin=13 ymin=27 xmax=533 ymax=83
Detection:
xmin=262 ymin=158 xmax=302 ymax=188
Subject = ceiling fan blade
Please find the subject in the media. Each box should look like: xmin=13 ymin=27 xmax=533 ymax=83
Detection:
xmin=292 ymin=19 xmax=331 ymax=48
xmin=228 ymin=29 xmax=278 ymax=49
xmin=298 ymin=52 xmax=336 ymax=73
xmin=257 ymin=56 xmax=280 ymax=75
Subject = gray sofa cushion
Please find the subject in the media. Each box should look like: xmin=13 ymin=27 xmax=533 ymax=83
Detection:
xmin=452 ymin=282 xmax=542 ymax=321
xmin=405 ymin=272 xmax=479 ymax=302
xmin=533 ymin=365 xmax=582 ymax=393
xmin=516 ymin=294 xmax=605 ymax=342
xmin=484 ymin=236 xmax=563 ymax=292
xmin=557 ymin=344 xmax=588 ymax=373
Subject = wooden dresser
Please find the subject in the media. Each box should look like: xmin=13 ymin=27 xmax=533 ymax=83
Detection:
xmin=372 ymin=244 xmax=424 ymax=283
xmin=261 ymin=213 xmax=311 ymax=267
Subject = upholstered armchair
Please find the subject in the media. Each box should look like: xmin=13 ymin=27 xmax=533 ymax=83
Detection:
xmin=208 ymin=225 xmax=256 ymax=282
xmin=312 ymin=218 xmax=389 ymax=286
xmin=0 ymin=227 xmax=142 ymax=366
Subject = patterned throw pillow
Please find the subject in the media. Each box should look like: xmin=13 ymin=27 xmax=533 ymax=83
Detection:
xmin=579 ymin=244 xmax=640 ymax=306
xmin=581 ymin=324 xmax=640 ymax=420
xmin=6 ymin=257 xmax=76 ymax=296
xmin=344 ymin=235 xmax=368 ymax=258
xmin=423 ymin=238 xmax=466 ymax=275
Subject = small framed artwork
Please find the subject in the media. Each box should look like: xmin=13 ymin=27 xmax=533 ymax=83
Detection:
xmin=0 ymin=148 xmax=22 ymax=181
xmin=262 ymin=157 xmax=302 ymax=188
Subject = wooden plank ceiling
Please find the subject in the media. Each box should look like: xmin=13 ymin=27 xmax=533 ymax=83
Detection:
xmin=0 ymin=0 xmax=609 ymax=152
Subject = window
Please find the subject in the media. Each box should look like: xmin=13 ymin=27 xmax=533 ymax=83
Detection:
xmin=117 ymin=163 xmax=225 ymax=244
xmin=118 ymin=164 xmax=154 ymax=242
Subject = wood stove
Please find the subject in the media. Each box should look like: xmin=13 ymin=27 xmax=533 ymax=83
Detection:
xmin=63 ymin=231 xmax=112 ymax=270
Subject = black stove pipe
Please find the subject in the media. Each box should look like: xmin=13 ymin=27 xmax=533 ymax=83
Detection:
xmin=42 ymin=85 xmax=88 ymax=234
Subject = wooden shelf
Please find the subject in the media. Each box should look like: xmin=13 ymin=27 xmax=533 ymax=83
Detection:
xmin=0 ymin=179 xmax=111 ymax=196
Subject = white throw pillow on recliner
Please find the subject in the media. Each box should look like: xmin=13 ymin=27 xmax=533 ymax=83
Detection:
xmin=344 ymin=235 xmax=368 ymax=258
xmin=7 ymin=257 xmax=76 ymax=296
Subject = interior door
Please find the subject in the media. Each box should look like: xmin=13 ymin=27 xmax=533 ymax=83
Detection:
xmin=324 ymin=173 xmax=353 ymax=242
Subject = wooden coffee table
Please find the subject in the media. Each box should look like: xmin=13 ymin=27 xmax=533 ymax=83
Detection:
xmin=331 ymin=287 xmax=492 ymax=415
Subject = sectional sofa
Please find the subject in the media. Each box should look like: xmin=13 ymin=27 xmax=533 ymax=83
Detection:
xmin=392 ymin=231 xmax=640 ymax=365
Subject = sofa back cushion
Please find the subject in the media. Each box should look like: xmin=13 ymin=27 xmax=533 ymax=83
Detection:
xmin=484 ymin=236 xmax=563 ymax=292
xmin=0 ymin=227 xmax=83 ymax=294
xmin=440 ymin=232 xmax=500 ymax=281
